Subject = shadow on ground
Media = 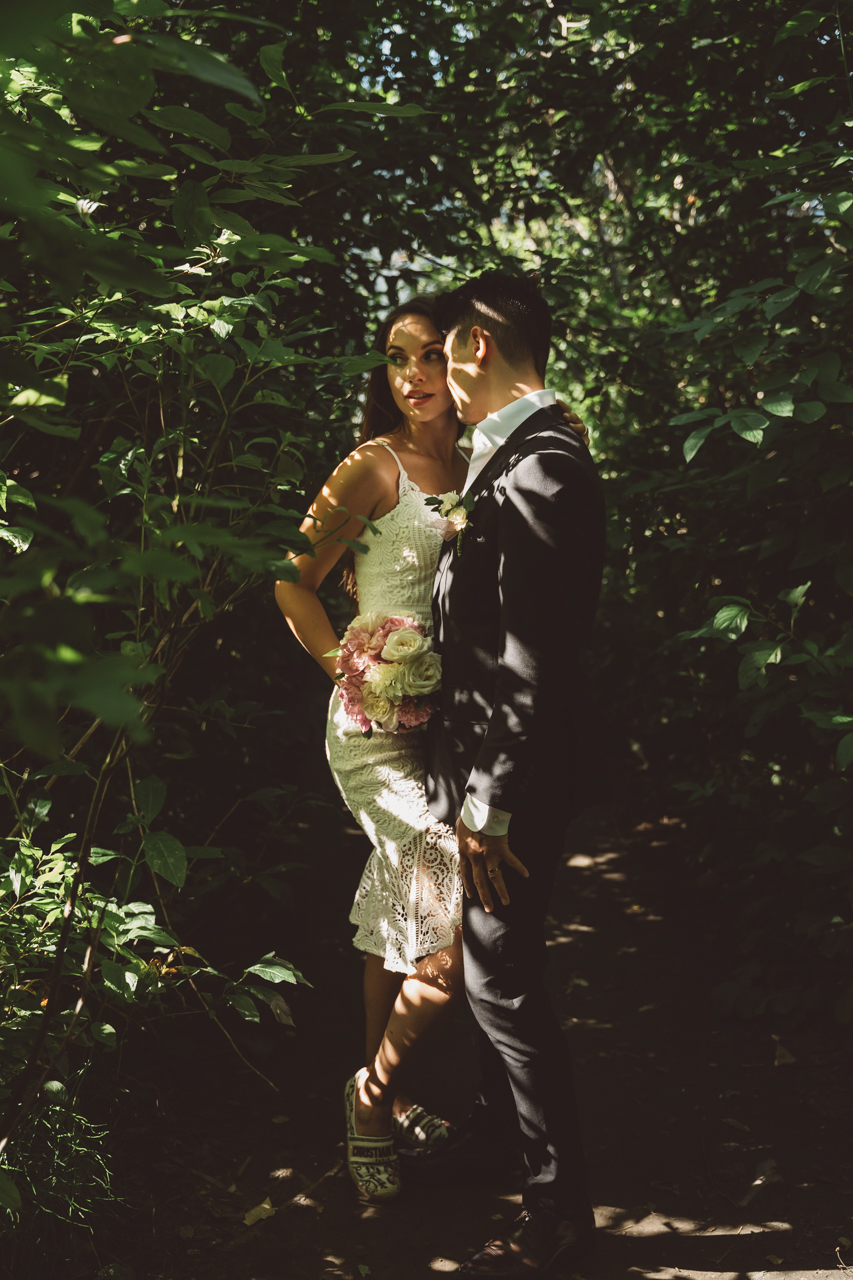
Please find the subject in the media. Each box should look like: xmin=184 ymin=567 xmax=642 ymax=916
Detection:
xmin=88 ymin=790 xmax=851 ymax=1280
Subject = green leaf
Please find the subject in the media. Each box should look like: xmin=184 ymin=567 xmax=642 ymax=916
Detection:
xmin=143 ymin=34 xmax=259 ymax=103
xmin=142 ymin=106 xmax=231 ymax=153
xmin=730 ymin=411 xmax=768 ymax=442
xmin=29 ymin=760 xmax=88 ymax=779
xmin=837 ymin=734 xmax=853 ymax=772
xmin=763 ymin=288 xmax=799 ymax=319
xmin=246 ymin=952 xmax=311 ymax=986
xmin=135 ymin=775 xmax=166 ymax=825
xmin=100 ymin=957 xmax=139 ymax=1000
xmin=196 ymin=354 xmax=235 ymax=389
xmin=143 ymin=831 xmax=187 ymax=888
xmin=770 ymin=76 xmax=832 ymax=99
xmin=258 ymin=41 xmax=291 ymax=90
xmin=91 ymin=1021 xmax=117 ymax=1051
xmin=9 ymin=409 xmax=81 ymax=440
xmin=793 ymin=401 xmax=826 ymax=422
xmin=226 ymin=990 xmax=260 ymax=1021
xmin=0 ymin=526 xmax=34 ymax=554
xmin=315 ymin=101 xmax=433 ymax=117
xmin=712 ymin=605 xmax=750 ymax=638
xmin=778 ymin=582 xmax=811 ymax=619
xmin=172 ymin=180 xmax=214 ymax=247
xmin=773 ymin=10 xmax=827 ymax=43
xmin=760 ymin=391 xmax=794 ymax=418
xmin=683 ymin=423 xmax=717 ymax=462
xmin=0 ymin=1169 xmax=21 ymax=1211
xmin=738 ymin=644 xmax=782 ymax=690
xmin=668 ymin=410 xmax=712 ymax=426
xmin=819 ymin=381 xmax=853 ymax=403
xmin=121 ymin=549 xmax=199 ymax=582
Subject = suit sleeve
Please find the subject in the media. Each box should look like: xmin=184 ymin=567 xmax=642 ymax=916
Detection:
xmin=465 ymin=445 xmax=604 ymax=814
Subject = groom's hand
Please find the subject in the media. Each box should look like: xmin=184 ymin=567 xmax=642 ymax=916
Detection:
xmin=455 ymin=817 xmax=530 ymax=913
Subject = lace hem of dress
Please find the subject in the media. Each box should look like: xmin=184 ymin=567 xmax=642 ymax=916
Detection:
xmin=349 ymin=824 xmax=463 ymax=976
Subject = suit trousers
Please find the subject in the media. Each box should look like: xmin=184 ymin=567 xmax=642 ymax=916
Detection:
xmin=462 ymin=800 xmax=590 ymax=1219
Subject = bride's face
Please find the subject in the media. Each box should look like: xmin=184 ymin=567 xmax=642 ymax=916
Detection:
xmin=386 ymin=314 xmax=455 ymax=426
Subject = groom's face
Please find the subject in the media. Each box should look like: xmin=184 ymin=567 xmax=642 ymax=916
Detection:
xmin=443 ymin=326 xmax=489 ymax=425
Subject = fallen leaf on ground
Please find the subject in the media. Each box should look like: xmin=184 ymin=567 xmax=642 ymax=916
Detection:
xmin=243 ymin=1196 xmax=275 ymax=1226
xmin=177 ymin=1224 xmax=194 ymax=1238
xmin=840 ymin=1237 xmax=852 ymax=1247
xmin=774 ymin=1043 xmax=796 ymax=1066
xmin=766 ymin=1255 xmax=784 ymax=1265
xmin=722 ymin=1117 xmax=750 ymax=1132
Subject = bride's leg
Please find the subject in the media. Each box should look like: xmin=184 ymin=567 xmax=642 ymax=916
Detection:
xmin=363 ymin=954 xmax=404 ymax=1064
xmin=355 ymin=927 xmax=463 ymax=1135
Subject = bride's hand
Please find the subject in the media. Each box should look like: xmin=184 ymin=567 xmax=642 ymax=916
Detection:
xmin=556 ymin=399 xmax=590 ymax=447
xmin=455 ymin=817 xmax=530 ymax=913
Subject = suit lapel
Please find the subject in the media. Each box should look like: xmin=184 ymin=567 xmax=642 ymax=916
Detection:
xmin=466 ymin=405 xmax=561 ymax=506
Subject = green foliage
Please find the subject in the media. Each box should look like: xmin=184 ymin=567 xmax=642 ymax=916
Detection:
xmin=2 ymin=0 xmax=853 ymax=1252
xmin=0 ymin=0 xmax=390 ymax=1221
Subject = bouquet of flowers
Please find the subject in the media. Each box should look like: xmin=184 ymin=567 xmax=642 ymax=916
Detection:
xmin=329 ymin=613 xmax=442 ymax=736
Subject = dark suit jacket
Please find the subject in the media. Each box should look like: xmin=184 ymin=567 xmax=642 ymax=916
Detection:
xmin=424 ymin=404 xmax=605 ymax=828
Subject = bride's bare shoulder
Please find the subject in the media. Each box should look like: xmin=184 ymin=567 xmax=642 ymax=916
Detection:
xmin=323 ymin=437 xmax=399 ymax=498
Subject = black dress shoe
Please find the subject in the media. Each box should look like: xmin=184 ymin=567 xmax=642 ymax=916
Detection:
xmin=398 ymin=1126 xmax=522 ymax=1185
xmin=459 ymin=1208 xmax=595 ymax=1277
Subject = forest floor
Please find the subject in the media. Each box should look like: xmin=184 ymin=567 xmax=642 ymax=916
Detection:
xmin=86 ymin=785 xmax=851 ymax=1280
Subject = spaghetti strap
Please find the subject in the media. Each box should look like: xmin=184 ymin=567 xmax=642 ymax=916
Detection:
xmin=375 ymin=438 xmax=406 ymax=476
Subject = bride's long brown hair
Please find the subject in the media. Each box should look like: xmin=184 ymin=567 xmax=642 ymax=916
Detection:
xmin=341 ymin=296 xmax=464 ymax=597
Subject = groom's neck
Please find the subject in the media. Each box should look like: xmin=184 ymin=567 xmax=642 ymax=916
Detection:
xmin=479 ymin=367 xmax=545 ymax=419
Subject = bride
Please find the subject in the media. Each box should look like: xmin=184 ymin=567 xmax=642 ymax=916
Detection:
xmin=276 ymin=298 xmax=468 ymax=1200
xmin=275 ymin=296 xmax=587 ymax=1201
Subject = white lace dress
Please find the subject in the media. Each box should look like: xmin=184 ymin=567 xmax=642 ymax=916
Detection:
xmin=326 ymin=440 xmax=464 ymax=975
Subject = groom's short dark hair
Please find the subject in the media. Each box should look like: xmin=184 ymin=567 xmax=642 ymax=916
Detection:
xmin=434 ymin=271 xmax=552 ymax=378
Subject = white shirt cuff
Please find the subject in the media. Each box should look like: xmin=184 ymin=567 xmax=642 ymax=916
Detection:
xmin=462 ymin=792 xmax=512 ymax=837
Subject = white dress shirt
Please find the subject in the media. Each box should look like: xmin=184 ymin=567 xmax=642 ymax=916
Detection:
xmin=459 ymin=388 xmax=557 ymax=836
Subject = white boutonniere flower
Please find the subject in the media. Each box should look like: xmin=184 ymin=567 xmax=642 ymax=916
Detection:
xmin=425 ymin=490 xmax=475 ymax=555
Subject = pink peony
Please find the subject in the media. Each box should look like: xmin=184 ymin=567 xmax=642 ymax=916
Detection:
xmin=396 ymin=698 xmax=433 ymax=731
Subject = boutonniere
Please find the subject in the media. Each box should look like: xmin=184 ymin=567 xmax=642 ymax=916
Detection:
xmin=425 ymin=490 xmax=475 ymax=556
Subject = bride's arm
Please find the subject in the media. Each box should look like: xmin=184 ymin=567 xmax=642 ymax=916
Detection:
xmin=274 ymin=448 xmax=390 ymax=681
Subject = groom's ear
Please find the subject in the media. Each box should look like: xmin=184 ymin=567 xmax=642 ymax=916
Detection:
xmin=470 ymin=326 xmax=489 ymax=367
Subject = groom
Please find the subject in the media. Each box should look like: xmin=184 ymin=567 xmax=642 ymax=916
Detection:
xmin=424 ymin=272 xmax=605 ymax=1276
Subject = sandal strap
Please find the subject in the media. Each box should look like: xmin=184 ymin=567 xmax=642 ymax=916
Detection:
xmin=393 ymin=1103 xmax=449 ymax=1147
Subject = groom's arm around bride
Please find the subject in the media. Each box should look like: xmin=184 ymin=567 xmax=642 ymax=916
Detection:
xmin=424 ymin=271 xmax=605 ymax=1278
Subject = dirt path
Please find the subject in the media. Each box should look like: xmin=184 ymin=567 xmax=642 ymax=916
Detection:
xmin=107 ymin=792 xmax=852 ymax=1280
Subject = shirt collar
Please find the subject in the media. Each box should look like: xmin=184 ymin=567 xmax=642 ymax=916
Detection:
xmin=475 ymin=388 xmax=557 ymax=449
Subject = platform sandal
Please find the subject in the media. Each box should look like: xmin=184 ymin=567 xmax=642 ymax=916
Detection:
xmin=392 ymin=1103 xmax=451 ymax=1152
xmin=345 ymin=1070 xmax=401 ymax=1200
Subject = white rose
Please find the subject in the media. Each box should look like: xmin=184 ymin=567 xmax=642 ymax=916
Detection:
xmin=446 ymin=505 xmax=468 ymax=533
xmin=381 ymin=627 xmax=430 ymax=663
xmin=349 ymin=611 xmax=385 ymax=635
xmin=361 ymin=687 xmax=393 ymax=724
xmin=365 ymin=661 xmax=406 ymax=699
xmin=439 ymin=491 xmax=461 ymax=517
xmin=396 ymin=651 xmax=442 ymax=697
